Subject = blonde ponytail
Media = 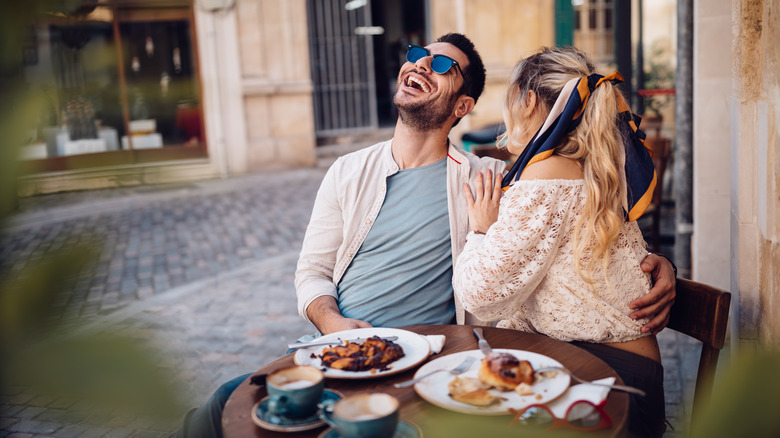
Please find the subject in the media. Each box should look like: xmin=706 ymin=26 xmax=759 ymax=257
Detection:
xmin=503 ymin=47 xmax=631 ymax=285
xmin=560 ymin=82 xmax=626 ymax=283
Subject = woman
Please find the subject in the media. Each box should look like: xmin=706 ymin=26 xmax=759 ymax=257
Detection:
xmin=452 ymin=47 xmax=664 ymax=437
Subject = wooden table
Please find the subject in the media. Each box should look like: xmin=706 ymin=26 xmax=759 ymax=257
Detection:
xmin=222 ymin=325 xmax=628 ymax=437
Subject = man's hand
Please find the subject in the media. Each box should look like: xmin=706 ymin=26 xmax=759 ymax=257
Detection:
xmin=463 ymin=170 xmax=503 ymax=234
xmin=630 ymin=253 xmax=677 ymax=335
xmin=306 ymin=296 xmax=372 ymax=335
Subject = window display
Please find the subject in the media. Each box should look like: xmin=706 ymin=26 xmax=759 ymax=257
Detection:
xmin=19 ymin=1 xmax=205 ymax=171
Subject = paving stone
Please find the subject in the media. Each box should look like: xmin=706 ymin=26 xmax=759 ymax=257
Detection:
xmin=4 ymin=420 xmax=59 ymax=435
xmin=13 ymin=409 xmax=45 ymax=421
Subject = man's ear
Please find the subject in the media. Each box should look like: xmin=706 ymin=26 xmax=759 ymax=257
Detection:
xmin=454 ymin=95 xmax=476 ymax=119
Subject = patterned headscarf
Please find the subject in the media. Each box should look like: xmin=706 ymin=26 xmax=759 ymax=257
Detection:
xmin=501 ymin=72 xmax=656 ymax=222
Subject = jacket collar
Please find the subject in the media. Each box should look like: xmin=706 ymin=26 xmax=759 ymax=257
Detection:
xmin=382 ymin=138 xmax=469 ymax=171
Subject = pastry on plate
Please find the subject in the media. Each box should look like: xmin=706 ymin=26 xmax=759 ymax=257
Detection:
xmin=448 ymin=376 xmax=501 ymax=406
xmin=477 ymin=352 xmax=534 ymax=391
xmin=318 ymin=336 xmax=405 ymax=372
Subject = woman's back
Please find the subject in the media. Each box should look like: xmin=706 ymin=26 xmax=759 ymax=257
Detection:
xmin=454 ymin=178 xmax=651 ymax=343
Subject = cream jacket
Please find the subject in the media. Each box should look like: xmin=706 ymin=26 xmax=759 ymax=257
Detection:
xmin=295 ymin=139 xmax=506 ymax=325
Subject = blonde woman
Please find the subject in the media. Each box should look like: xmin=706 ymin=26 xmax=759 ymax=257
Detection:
xmin=453 ymin=47 xmax=665 ymax=437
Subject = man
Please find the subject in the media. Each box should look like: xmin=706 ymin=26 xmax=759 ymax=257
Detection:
xmin=172 ymin=33 xmax=675 ymax=438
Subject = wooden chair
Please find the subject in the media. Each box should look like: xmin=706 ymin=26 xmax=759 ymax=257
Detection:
xmin=667 ymin=277 xmax=731 ymax=426
xmin=644 ymin=135 xmax=672 ymax=251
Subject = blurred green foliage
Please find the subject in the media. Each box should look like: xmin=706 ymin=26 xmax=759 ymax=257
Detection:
xmin=413 ymin=407 xmax=583 ymax=438
xmin=690 ymin=349 xmax=780 ymax=438
xmin=1 ymin=0 xmax=183 ymax=428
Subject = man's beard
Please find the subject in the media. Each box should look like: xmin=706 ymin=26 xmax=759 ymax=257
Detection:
xmin=393 ymin=85 xmax=459 ymax=132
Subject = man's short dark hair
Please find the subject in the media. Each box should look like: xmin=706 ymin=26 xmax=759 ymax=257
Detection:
xmin=436 ymin=33 xmax=486 ymax=104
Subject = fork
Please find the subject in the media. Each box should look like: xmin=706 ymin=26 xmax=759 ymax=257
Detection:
xmin=393 ymin=355 xmax=477 ymax=388
xmin=535 ymin=366 xmax=647 ymax=396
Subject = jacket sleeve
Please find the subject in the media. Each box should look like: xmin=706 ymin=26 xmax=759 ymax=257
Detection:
xmin=452 ymin=182 xmax=575 ymax=322
xmin=295 ymin=162 xmax=344 ymax=322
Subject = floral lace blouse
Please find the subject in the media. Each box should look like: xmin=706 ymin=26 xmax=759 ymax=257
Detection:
xmin=453 ymin=179 xmax=652 ymax=343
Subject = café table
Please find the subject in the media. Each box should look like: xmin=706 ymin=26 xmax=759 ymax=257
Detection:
xmin=222 ymin=325 xmax=629 ymax=437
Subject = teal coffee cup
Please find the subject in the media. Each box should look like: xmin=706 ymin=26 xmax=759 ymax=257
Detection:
xmin=266 ymin=365 xmax=324 ymax=418
xmin=321 ymin=392 xmax=399 ymax=438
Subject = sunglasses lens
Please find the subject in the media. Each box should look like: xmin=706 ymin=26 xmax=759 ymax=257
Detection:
xmin=566 ymin=401 xmax=602 ymax=428
xmin=407 ymin=46 xmax=427 ymax=64
xmin=515 ymin=406 xmax=554 ymax=427
xmin=430 ymin=56 xmax=454 ymax=74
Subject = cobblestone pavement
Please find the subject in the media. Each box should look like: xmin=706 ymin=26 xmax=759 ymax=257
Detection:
xmin=1 ymin=152 xmax=701 ymax=437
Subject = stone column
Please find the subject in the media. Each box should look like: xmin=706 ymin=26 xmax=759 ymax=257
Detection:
xmin=675 ymin=0 xmax=694 ymax=277
xmin=692 ymin=0 xmax=731 ymax=290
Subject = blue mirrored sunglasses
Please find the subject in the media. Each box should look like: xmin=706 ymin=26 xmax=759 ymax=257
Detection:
xmin=406 ymin=44 xmax=466 ymax=79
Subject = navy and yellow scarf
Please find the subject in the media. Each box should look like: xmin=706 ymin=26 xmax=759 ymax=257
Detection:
xmin=501 ymin=72 xmax=656 ymax=222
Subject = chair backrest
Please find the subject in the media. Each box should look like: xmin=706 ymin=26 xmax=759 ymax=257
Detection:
xmin=667 ymin=277 xmax=731 ymax=425
xmin=646 ymin=135 xmax=672 ymax=209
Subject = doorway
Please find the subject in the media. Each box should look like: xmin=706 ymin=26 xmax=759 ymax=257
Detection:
xmin=306 ymin=0 xmax=428 ymax=138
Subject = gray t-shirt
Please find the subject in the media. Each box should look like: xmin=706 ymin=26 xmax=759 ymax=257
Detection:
xmin=337 ymin=157 xmax=455 ymax=327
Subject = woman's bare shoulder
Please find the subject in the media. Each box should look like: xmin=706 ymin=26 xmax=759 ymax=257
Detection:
xmin=519 ymin=155 xmax=583 ymax=180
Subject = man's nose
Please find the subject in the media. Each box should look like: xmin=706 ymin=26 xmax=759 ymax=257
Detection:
xmin=414 ymin=55 xmax=432 ymax=72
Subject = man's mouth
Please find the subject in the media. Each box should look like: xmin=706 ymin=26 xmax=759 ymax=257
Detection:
xmin=405 ymin=75 xmax=430 ymax=93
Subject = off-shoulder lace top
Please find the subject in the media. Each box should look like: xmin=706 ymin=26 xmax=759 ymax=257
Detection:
xmin=453 ymin=179 xmax=651 ymax=343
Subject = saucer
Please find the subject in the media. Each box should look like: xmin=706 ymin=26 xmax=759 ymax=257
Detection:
xmin=317 ymin=420 xmax=423 ymax=438
xmin=252 ymin=389 xmax=343 ymax=432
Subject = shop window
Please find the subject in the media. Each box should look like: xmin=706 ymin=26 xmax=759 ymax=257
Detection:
xmin=18 ymin=1 xmax=205 ymax=172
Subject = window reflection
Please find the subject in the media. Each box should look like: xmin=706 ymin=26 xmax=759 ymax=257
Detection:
xmin=120 ymin=19 xmax=201 ymax=150
xmin=19 ymin=1 xmax=204 ymax=169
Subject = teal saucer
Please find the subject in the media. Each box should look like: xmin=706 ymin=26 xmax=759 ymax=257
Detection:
xmin=318 ymin=420 xmax=423 ymax=438
xmin=252 ymin=388 xmax=342 ymax=432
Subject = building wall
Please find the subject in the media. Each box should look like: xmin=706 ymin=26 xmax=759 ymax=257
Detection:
xmin=730 ymin=0 xmax=780 ymax=347
xmin=692 ymin=2 xmax=731 ymax=290
xmin=236 ymin=0 xmax=316 ymax=171
xmin=428 ymin=0 xmax=555 ymax=140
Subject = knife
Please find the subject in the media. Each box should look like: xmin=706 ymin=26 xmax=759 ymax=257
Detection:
xmin=286 ymin=336 xmax=399 ymax=351
xmin=473 ymin=328 xmax=493 ymax=356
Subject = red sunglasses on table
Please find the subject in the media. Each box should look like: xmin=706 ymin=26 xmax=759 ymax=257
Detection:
xmin=509 ymin=399 xmax=612 ymax=432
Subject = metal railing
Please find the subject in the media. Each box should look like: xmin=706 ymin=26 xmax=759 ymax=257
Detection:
xmin=307 ymin=0 xmax=378 ymax=137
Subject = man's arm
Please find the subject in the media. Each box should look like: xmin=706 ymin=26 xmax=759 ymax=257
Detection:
xmin=306 ymin=296 xmax=372 ymax=334
xmin=630 ymin=253 xmax=677 ymax=335
xmin=295 ymin=161 xmax=373 ymax=334
xmin=295 ymin=163 xmax=346 ymax=323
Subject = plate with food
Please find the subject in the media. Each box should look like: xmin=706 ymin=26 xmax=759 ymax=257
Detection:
xmin=293 ymin=327 xmax=432 ymax=379
xmin=412 ymin=349 xmax=570 ymax=415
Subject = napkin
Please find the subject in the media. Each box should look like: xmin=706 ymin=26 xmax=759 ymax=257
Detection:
xmin=546 ymin=377 xmax=615 ymax=419
xmin=425 ymin=335 xmax=446 ymax=354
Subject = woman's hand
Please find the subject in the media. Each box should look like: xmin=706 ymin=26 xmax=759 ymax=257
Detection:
xmin=463 ymin=170 xmax=503 ymax=234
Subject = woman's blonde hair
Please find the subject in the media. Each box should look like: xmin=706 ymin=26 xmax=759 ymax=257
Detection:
xmin=500 ymin=47 xmax=627 ymax=284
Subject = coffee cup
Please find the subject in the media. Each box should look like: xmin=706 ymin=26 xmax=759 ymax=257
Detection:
xmin=321 ymin=392 xmax=399 ymax=438
xmin=266 ymin=365 xmax=324 ymax=418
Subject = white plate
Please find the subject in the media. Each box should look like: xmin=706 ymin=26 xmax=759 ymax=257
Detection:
xmin=293 ymin=328 xmax=431 ymax=379
xmin=413 ymin=349 xmax=571 ymax=415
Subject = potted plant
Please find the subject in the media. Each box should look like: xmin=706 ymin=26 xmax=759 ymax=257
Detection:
xmin=640 ymin=43 xmax=675 ymax=136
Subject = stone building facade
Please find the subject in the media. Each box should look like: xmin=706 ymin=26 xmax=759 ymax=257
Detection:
xmin=18 ymin=0 xmax=554 ymax=195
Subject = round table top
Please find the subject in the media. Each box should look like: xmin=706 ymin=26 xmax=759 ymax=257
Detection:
xmin=222 ymin=325 xmax=629 ymax=437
